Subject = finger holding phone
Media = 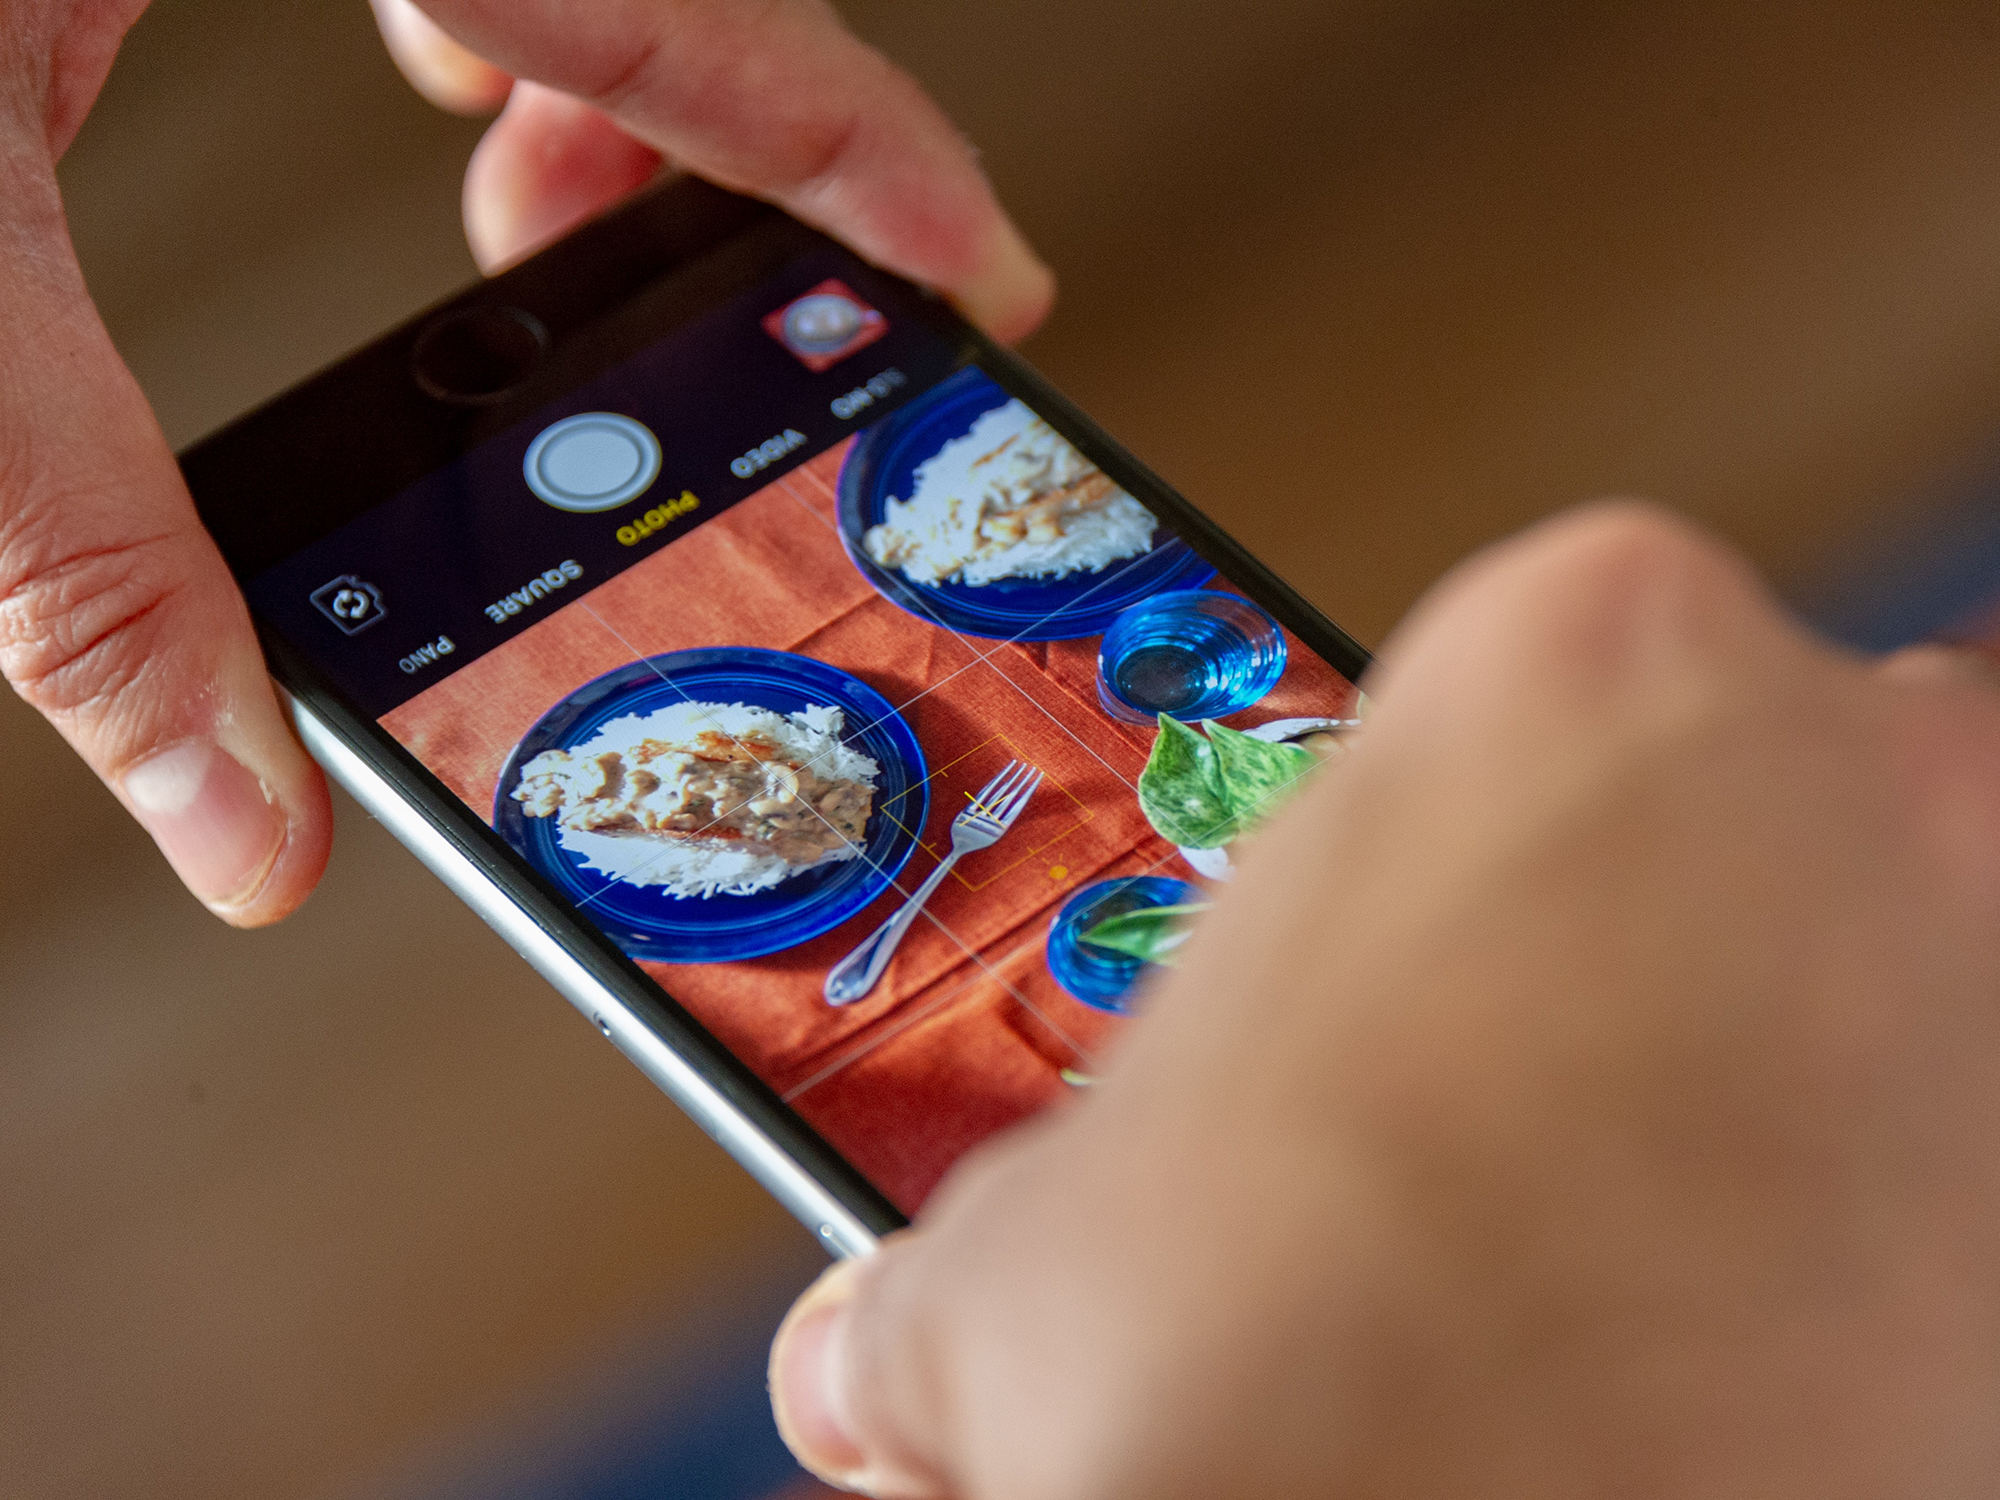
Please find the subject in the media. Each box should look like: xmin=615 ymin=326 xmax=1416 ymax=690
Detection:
xmin=766 ymin=507 xmax=2000 ymax=1497
xmin=0 ymin=0 xmax=1050 ymax=924
xmin=366 ymin=0 xmax=1054 ymax=342
xmin=25 ymin=8 xmax=2000 ymax=1499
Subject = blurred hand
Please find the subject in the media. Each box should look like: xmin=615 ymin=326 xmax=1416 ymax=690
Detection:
xmin=768 ymin=504 xmax=2000 ymax=1498
xmin=368 ymin=0 xmax=1053 ymax=341
xmin=0 ymin=1 xmax=1050 ymax=925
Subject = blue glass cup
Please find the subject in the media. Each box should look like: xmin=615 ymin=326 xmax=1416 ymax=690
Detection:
xmin=1045 ymin=875 xmax=1199 ymax=1013
xmin=1095 ymin=590 xmax=1287 ymax=723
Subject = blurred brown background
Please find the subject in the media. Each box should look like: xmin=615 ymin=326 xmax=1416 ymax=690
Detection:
xmin=10 ymin=2 xmax=2000 ymax=1495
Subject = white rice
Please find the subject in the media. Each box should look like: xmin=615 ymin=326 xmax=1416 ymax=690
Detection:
xmin=863 ymin=399 xmax=1157 ymax=586
xmin=554 ymin=700 xmax=879 ymax=898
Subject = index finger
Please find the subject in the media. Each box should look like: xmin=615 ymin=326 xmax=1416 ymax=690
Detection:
xmin=367 ymin=0 xmax=512 ymax=115
xmin=406 ymin=0 xmax=1054 ymax=341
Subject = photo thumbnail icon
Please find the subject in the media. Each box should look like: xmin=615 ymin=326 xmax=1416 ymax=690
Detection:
xmin=764 ymin=279 xmax=888 ymax=372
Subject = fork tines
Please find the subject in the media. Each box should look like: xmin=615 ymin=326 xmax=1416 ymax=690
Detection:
xmin=966 ymin=759 xmax=1043 ymax=828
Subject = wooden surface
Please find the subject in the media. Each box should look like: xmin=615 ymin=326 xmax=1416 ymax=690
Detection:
xmin=10 ymin=0 xmax=2000 ymax=1494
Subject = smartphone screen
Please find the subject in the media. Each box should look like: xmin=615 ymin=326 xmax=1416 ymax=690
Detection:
xmin=226 ymin=213 xmax=1365 ymax=1215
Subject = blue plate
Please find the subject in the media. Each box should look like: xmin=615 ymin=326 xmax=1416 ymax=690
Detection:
xmin=836 ymin=367 xmax=1216 ymax=640
xmin=494 ymin=648 xmax=929 ymax=964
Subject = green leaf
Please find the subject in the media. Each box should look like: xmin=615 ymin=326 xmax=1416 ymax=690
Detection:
xmin=1204 ymin=720 xmax=1317 ymax=831
xmin=1138 ymin=714 xmax=1237 ymax=848
xmin=1078 ymin=902 xmax=1211 ymax=965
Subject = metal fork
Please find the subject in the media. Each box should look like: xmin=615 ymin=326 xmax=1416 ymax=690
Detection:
xmin=823 ymin=759 xmax=1044 ymax=1005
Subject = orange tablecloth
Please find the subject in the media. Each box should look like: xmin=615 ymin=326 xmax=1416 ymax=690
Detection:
xmin=384 ymin=440 xmax=1355 ymax=1210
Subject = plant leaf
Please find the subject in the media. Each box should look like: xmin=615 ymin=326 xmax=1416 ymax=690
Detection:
xmin=1078 ymin=902 xmax=1211 ymax=965
xmin=1204 ymin=720 xmax=1317 ymax=831
xmin=1138 ymin=714 xmax=1237 ymax=848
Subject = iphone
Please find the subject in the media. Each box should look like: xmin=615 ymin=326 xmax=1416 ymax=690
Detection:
xmin=183 ymin=177 xmax=1371 ymax=1256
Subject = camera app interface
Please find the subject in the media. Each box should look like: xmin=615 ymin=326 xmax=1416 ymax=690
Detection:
xmin=251 ymin=254 xmax=1360 ymax=1212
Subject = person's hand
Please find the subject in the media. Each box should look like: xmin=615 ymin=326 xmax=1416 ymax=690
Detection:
xmin=0 ymin=1 xmax=1050 ymax=926
xmin=767 ymin=503 xmax=2000 ymax=1498
xmin=0 ymin=0 xmax=333 ymax=924
xmin=367 ymin=0 xmax=1052 ymax=339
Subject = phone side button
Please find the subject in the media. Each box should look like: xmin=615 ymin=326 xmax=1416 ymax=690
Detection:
xmin=817 ymin=1221 xmax=873 ymax=1259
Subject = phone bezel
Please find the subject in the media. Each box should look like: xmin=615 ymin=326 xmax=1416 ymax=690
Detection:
xmin=183 ymin=176 xmax=1372 ymax=1244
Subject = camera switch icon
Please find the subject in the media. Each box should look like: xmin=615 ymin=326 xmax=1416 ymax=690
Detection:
xmin=310 ymin=575 xmax=387 ymax=635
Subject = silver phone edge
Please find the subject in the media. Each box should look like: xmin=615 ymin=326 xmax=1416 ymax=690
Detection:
xmin=284 ymin=689 xmax=881 ymax=1261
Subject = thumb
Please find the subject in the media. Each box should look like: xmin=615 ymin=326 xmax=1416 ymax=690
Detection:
xmin=766 ymin=1118 xmax=1137 ymax=1500
xmin=771 ymin=1245 xmax=959 ymax=1500
xmin=770 ymin=1257 xmax=880 ymax=1492
xmin=1 ymin=148 xmax=331 ymax=923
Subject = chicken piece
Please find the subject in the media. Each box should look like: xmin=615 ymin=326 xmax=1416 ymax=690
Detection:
xmin=979 ymin=510 xmax=1029 ymax=546
xmin=816 ymin=778 xmax=874 ymax=843
xmin=689 ymin=730 xmax=786 ymax=763
xmin=514 ymin=733 xmax=876 ymax=866
xmin=626 ymin=752 xmax=694 ymax=829
xmin=1017 ymin=471 xmax=1119 ymax=544
xmin=747 ymin=762 xmax=802 ymax=818
xmin=513 ymin=748 xmax=623 ymax=819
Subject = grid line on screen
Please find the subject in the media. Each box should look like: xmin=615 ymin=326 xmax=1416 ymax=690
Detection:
xmin=572 ymin=596 xmax=1100 ymax=1075
xmin=772 ymin=466 xmax=1147 ymax=797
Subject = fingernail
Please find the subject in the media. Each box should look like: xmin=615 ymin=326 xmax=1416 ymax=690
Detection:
xmin=1879 ymin=642 xmax=2000 ymax=692
xmin=123 ymin=741 xmax=285 ymax=910
xmin=956 ymin=221 xmax=1056 ymax=346
xmin=770 ymin=1256 xmax=870 ymax=1487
